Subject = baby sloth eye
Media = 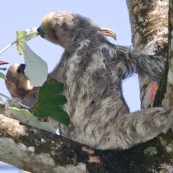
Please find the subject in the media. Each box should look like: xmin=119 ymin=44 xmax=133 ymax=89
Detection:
xmin=17 ymin=64 xmax=25 ymax=74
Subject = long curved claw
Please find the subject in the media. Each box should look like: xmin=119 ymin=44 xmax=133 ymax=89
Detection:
xmin=101 ymin=28 xmax=117 ymax=40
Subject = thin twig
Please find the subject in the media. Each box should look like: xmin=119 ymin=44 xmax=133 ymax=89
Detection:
xmin=0 ymin=41 xmax=17 ymax=55
xmin=0 ymin=92 xmax=31 ymax=109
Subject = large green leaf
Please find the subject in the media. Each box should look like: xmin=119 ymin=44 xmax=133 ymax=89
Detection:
xmin=21 ymin=43 xmax=48 ymax=87
xmin=16 ymin=28 xmax=48 ymax=87
xmin=38 ymin=79 xmax=64 ymax=102
xmin=32 ymin=78 xmax=70 ymax=125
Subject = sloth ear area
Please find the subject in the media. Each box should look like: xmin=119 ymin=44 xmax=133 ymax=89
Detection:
xmin=101 ymin=28 xmax=117 ymax=40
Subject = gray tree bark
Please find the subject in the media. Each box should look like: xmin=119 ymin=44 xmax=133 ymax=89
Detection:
xmin=1 ymin=103 xmax=173 ymax=173
xmin=163 ymin=0 xmax=173 ymax=107
xmin=126 ymin=0 xmax=168 ymax=108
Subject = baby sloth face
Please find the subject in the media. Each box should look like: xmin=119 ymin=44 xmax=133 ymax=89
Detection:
xmin=6 ymin=63 xmax=34 ymax=98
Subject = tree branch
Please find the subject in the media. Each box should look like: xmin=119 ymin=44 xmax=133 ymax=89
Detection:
xmin=1 ymin=102 xmax=173 ymax=173
xmin=0 ymin=112 xmax=90 ymax=173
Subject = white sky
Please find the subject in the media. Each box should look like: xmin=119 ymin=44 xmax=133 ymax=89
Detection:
xmin=0 ymin=0 xmax=140 ymax=171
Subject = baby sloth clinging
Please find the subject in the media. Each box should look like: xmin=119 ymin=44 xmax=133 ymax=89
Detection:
xmin=6 ymin=12 xmax=173 ymax=150
xmin=6 ymin=63 xmax=39 ymax=107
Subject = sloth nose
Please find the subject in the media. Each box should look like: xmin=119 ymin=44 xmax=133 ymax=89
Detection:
xmin=17 ymin=64 xmax=26 ymax=74
xmin=37 ymin=26 xmax=44 ymax=38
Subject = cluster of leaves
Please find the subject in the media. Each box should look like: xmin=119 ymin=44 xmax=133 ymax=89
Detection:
xmin=16 ymin=28 xmax=48 ymax=86
xmin=0 ymin=28 xmax=70 ymax=132
xmin=11 ymin=78 xmax=70 ymax=133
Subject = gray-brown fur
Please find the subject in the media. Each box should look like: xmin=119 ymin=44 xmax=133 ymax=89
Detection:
xmin=6 ymin=12 xmax=172 ymax=150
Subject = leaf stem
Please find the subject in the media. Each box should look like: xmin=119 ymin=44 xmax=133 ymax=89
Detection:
xmin=0 ymin=92 xmax=31 ymax=109
xmin=0 ymin=41 xmax=17 ymax=55
xmin=0 ymin=92 xmax=12 ymax=100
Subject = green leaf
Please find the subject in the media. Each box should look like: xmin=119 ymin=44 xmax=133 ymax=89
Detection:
xmin=50 ymin=107 xmax=70 ymax=125
xmin=22 ymin=44 xmax=48 ymax=87
xmin=33 ymin=106 xmax=70 ymax=125
xmin=144 ymin=147 xmax=158 ymax=156
xmin=16 ymin=28 xmax=48 ymax=87
xmin=38 ymin=80 xmax=64 ymax=104
xmin=0 ymin=72 xmax=6 ymax=80
xmin=16 ymin=27 xmax=38 ymax=55
xmin=10 ymin=107 xmax=56 ymax=134
xmin=32 ymin=78 xmax=70 ymax=125
xmin=52 ymin=95 xmax=67 ymax=105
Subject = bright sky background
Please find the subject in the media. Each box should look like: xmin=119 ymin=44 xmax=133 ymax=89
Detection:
xmin=0 ymin=0 xmax=140 ymax=172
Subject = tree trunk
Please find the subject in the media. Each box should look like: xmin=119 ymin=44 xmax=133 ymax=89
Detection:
xmin=162 ymin=0 xmax=173 ymax=107
xmin=126 ymin=0 xmax=168 ymax=108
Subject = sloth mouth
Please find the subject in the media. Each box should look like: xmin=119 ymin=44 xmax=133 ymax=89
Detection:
xmin=37 ymin=26 xmax=44 ymax=38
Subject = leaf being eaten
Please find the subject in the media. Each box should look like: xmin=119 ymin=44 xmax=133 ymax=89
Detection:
xmin=16 ymin=28 xmax=48 ymax=87
xmin=22 ymin=44 xmax=48 ymax=87
xmin=0 ymin=28 xmax=48 ymax=86
xmin=16 ymin=27 xmax=38 ymax=55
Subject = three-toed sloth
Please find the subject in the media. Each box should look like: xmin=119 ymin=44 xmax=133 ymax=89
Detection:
xmin=6 ymin=12 xmax=171 ymax=150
